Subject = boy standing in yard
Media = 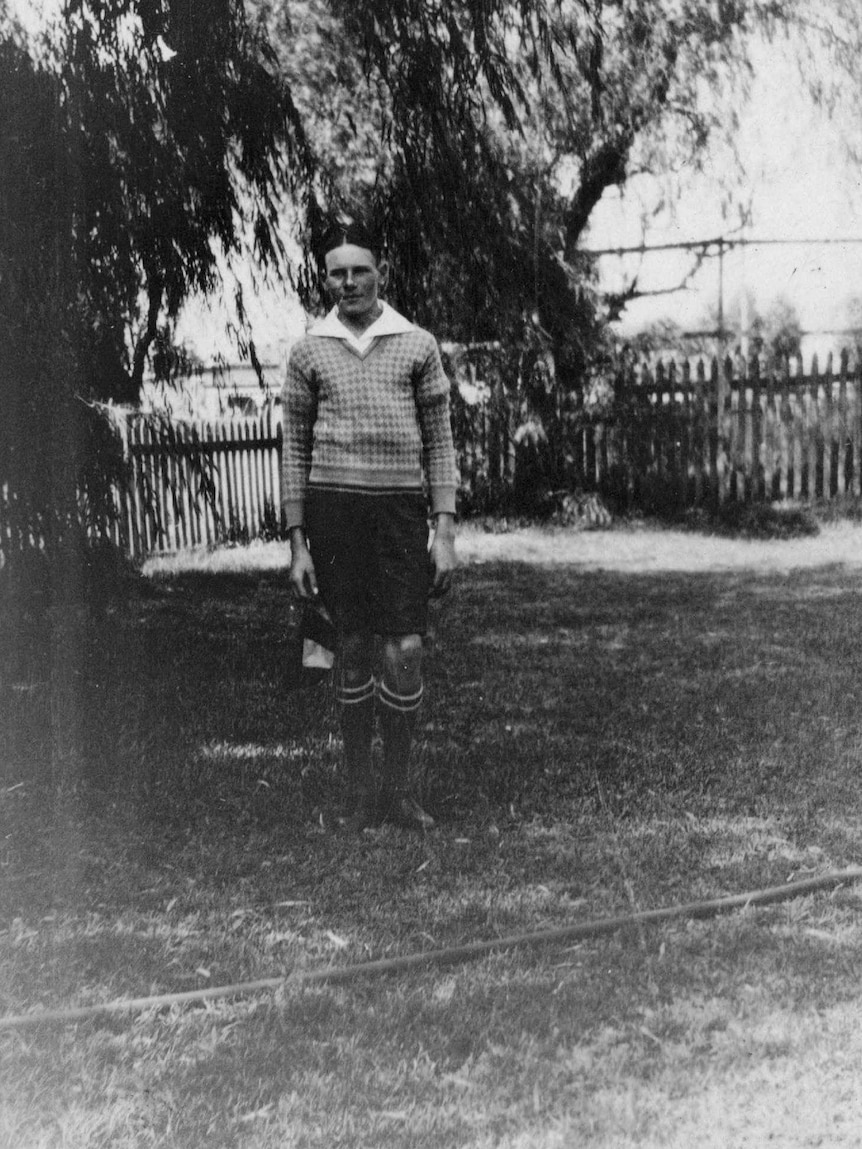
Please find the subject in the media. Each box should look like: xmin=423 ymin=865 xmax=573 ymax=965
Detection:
xmin=282 ymin=219 xmax=458 ymax=831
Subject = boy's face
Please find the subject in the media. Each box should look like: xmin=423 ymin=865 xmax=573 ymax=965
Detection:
xmin=324 ymin=243 xmax=388 ymax=325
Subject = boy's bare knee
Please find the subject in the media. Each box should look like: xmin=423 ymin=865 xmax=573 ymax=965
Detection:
xmin=382 ymin=633 xmax=423 ymax=691
xmin=341 ymin=631 xmax=373 ymax=684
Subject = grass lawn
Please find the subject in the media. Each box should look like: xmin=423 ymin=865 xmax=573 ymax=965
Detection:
xmin=3 ymin=522 xmax=862 ymax=1146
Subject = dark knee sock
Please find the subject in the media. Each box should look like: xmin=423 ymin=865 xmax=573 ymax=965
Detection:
xmin=377 ymin=679 xmax=423 ymax=795
xmin=337 ymin=676 xmax=375 ymax=793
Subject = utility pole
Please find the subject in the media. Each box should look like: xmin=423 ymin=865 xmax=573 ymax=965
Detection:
xmin=716 ymin=237 xmax=726 ymax=360
xmin=50 ymin=30 xmax=86 ymax=833
xmin=739 ymin=237 xmax=749 ymax=362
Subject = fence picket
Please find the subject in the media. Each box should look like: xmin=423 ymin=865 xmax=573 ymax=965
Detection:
xmin=217 ymin=421 xmax=232 ymax=539
xmin=838 ymin=350 xmax=849 ymax=498
xmin=180 ymin=423 xmax=197 ymax=549
xmin=252 ymin=418 xmax=264 ymax=532
xmin=233 ymin=419 xmax=246 ymax=537
xmin=235 ymin=419 xmax=249 ymax=537
xmin=824 ymin=353 xmax=835 ymax=498
xmin=251 ymin=417 xmax=263 ymax=532
xmin=238 ymin=420 xmax=251 ymax=538
xmin=224 ymin=421 xmax=235 ymax=534
xmin=142 ymin=420 xmax=155 ymax=552
xmin=166 ymin=425 xmax=182 ymax=551
xmin=762 ymin=366 xmax=775 ymax=500
xmin=202 ymin=422 xmax=215 ymax=545
xmin=157 ymin=421 xmax=172 ymax=548
xmin=178 ymin=424 xmax=192 ymax=550
xmin=806 ymin=357 xmax=818 ymax=498
xmin=753 ymin=358 xmax=767 ymax=503
xmin=679 ymin=360 xmax=691 ymax=504
xmin=850 ymin=355 xmax=862 ymax=498
xmin=263 ymin=408 xmax=275 ymax=528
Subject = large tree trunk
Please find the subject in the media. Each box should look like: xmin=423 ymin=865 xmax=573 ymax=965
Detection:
xmin=563 ymin=135 xmax=632 ymax=262
xmin=48 ymin=60 xmax=86 ymax=899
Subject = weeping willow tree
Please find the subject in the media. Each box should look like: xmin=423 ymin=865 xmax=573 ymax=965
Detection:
xmin=0 ymin=0 xmax=312 ymax=792
xmin=267 ymin=0 xmax=862 ymax=501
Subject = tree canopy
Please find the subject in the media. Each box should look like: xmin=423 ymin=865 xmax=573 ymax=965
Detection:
xmin=259 ymin=0 xmax=862 ymax=497
xmin=265 ymin=1 xmax=862 ymax=349
xmin=1 ymin=0 xmax=312 ymax=394
xmin=6 ymin=0 xmax=862 ymax=392
xmin=4 ymin=0 xmax=862 ymax=519
xmin=0 ymin=0 xmax=316 ymax=563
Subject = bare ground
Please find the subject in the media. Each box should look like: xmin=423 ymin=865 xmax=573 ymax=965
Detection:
xmin=144 ymin=520 xmax=862 ymax=577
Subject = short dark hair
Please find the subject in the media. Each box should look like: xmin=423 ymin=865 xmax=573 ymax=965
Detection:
xmin=317 ymin=216 xmax=386 ymax=267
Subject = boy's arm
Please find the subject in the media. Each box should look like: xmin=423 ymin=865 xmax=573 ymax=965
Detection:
xmin=429 ymin=512 xmax=457 ymax=597
xmin=414 ymin=337 xmax=458 ymax=517
xmin=281 ymin=345 xmax=317 ymax=533
xmin=282 ymin=346 xmax=320 ymax=599
xmin=288 ymin=525 xmax=318 ymax=600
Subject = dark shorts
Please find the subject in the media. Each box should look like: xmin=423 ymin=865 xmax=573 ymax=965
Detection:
xmin=305 ymin=489 xmax=432 ymax=636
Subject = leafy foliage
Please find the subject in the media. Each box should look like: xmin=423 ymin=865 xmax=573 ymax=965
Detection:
xmin=0 ymin=0 xmax=316 ymax=791
xmin=4 ymin=0 xmax=862 ymax=528
xmin=4 ymin=0 xmax=311 ymax=393
xmin=0 ymin=0 xmax=313 ymax=563
xmin=280 ymin=0 xmax=817 ymax=312
xmin=264 ymin=0 xmax=862 ymax=501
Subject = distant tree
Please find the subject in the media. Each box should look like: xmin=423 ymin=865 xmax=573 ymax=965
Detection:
xmin=842 ymin=296 xmax=862 ymax=355
xmin=710 ymin=291 xmax=804 ymax=362
xmin=760 ymin=297 xmax=803 ymax=362
xmin=624 ymin=292 xmax=805 ymax=365
xmin=620 ymin=320 xmax=693 ymax=360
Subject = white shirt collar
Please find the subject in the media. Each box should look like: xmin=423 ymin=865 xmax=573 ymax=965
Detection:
xmin=308 ymin=301 xmax=415 ymax=352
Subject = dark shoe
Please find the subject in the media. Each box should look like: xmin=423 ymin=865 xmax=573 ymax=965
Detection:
xmin=387 ymin=794 xmax=435 ymax=832
xmin=342 ymin=787 xmax=379 ymax=833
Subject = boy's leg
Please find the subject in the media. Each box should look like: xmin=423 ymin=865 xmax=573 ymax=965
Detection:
xmin=337 ymin=630 xmax=377 ymax=829
xmin=305 ymin=491 xmax=378 ymax=828
xmin=378 ymin=632 xmax=434 ymax=830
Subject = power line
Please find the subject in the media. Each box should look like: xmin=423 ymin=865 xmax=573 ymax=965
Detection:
xmin=582 ymin=235 xmax=862 ymax=257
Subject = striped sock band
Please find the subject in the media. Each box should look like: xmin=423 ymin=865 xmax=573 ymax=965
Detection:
xmin=336 ymin=676 xmax=375 ymax=707
xmin=377 ymin=680 xmax=424 ymax=714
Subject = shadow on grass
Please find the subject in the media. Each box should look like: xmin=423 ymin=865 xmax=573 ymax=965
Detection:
xmin=424 ymin=559 xmax=862 ymax=826
xmin=4 ymin=554 xmax=862 ymax=933
xmin=5 ymin=557 xmax=862 ymax=828
xmin=2 ymin=570 xmax=335 ymax=809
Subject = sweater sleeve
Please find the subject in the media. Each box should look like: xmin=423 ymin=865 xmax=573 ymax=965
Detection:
xmin=280 ymin=342 xmax=318 ymax=530
xmin=414 ymin=334 xmax=459 ymax=515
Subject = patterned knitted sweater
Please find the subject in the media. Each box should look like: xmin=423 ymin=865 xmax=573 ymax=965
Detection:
xmin=281 ymin=317 xmax=458 ymax=528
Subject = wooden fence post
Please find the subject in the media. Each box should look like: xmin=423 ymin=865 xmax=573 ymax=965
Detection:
xmin=842 ymin=352 xmax=852 ymax=497
xmin=718 ymin=356 xmax=732 ymax=504
xmin=825 ymin=352 xmax=835 ymax=499
xmin=851 ymin=355 xmax=862 ymax=499
xmin=767 ymin=363 xmax=777 ymax=501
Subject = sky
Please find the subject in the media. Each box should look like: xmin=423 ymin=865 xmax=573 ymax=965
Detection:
xmin=586 ymin=41 xmax=862 ymax=348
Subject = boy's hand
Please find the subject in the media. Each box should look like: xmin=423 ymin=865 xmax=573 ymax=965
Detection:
xmin=429 ymin=514 xmax=457 ymax=598
xmin=288 ymin=528 xmax=319 ymax=599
